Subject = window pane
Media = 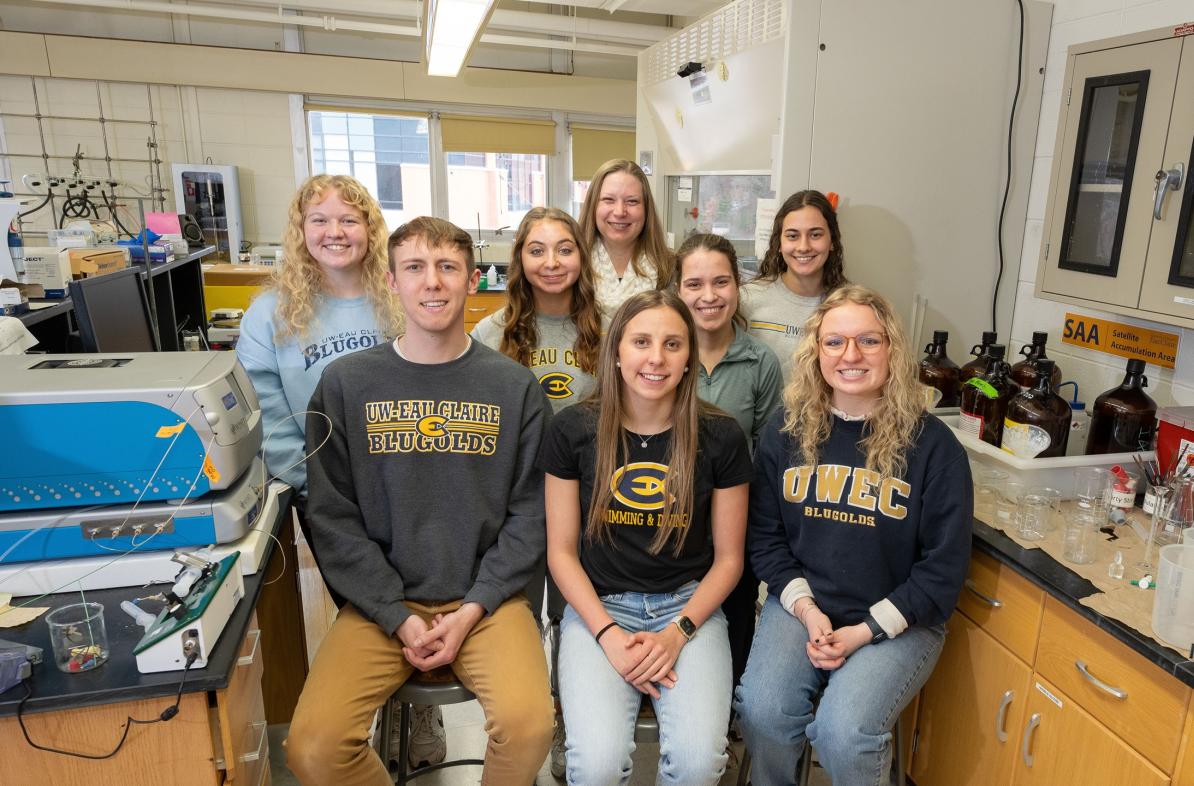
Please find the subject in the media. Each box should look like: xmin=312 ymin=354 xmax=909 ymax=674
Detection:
xmin=308 ymin=109 xmax=432 ymax=228
xmin=447 ymin=151 xmax=547 ymax=232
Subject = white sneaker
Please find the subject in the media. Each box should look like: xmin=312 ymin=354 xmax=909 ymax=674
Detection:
xmin=404 ymin=703 xmax=447 ymax=769
xmin=549 ymin=717 xmax=566 ymax=779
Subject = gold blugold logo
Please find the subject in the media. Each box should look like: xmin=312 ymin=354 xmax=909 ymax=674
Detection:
xmin=611 ymin=462 xmax=671 ymax=511
xmin=416 ymin=415 xmax=448 ymax=438
xmin=540 ymin=372 xmax=575 ymax=399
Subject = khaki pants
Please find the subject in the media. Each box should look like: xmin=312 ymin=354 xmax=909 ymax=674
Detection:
xmin=286 ymin=597 xmax=553 ymax=786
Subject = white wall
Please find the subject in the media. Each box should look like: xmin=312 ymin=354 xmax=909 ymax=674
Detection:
xmin=1012 ymin=0 xmax=1194 ymax=411
xmin=0 ymin=74 xmax=296 ymax=245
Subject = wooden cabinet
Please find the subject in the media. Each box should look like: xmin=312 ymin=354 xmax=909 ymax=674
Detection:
xmin=1012 ymin=677 xmax=1168 ymax=786
xmin=1036 ymin=26 xmax=1194 ymax=327
xmin=912 ymin=553 xmax=1192 ymax=786
xmin=463 ymin=291 xmax=505 ymax=333
xmin=912 ymin=614 xmax=1032 ymax=786
xmin=0 ymin=613 xmax=269 ymax=786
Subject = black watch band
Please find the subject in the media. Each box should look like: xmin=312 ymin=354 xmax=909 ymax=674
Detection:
xmin=864 ymin=615 xmax=888 ymax=645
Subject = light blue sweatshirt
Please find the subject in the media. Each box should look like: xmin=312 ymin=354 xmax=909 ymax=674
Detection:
xmin=237 ymin=289 xmax=386 ymax=496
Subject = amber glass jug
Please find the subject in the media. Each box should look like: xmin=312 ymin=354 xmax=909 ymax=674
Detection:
xmin=919 ymin=330 xmax=961 ymax=407
xmin=1002 ymin=359 xmax=1071 ymax=458
xmin=960 ymin=331 xmax=998 ymax=384
xmin=1011 ymin=331 xmax=1063 ymax=391
xmin=1085 ymin=359 xmax=1157 ymax=455
xmin=959 ymin=344 xmax=1016 ymax=447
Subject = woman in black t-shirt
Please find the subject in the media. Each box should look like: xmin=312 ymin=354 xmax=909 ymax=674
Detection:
xmin=539 ymin=290 xmax=752 ymax=785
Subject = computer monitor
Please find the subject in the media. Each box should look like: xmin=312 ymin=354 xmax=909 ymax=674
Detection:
xmin=68 ymin=267 xmax=159 ymax=352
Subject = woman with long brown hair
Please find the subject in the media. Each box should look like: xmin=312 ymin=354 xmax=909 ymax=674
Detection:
xmin=736 ymin=285 xmax=971 ymax=785
xmin=578 ymin=159 xmax=673 ymax=320
xmin=539 ymin=290 xmax=752 ymax=784
xmin=472 ymin=206 xmax=601 ymax=412
xmin=741 ymin=189 xmax=848 ymax=380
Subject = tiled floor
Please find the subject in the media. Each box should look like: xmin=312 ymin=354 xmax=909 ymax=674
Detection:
xmin=266 ymin=700 xmax=839 ymax=785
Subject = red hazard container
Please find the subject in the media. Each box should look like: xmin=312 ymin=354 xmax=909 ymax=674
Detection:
xmin=1157 ymin=406 xmax=1194 ymax=479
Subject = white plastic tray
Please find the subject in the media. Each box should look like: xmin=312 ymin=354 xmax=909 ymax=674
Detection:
xmin=939 ymin=415 xmax=1153 ymax=498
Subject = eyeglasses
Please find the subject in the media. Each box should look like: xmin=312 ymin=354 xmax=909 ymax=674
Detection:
xmin=819 ymin=332 xmax=888 ymax=356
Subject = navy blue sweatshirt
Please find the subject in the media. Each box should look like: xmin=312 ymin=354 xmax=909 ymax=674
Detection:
xmin=749 ymin=411 xmax=972 ymax=635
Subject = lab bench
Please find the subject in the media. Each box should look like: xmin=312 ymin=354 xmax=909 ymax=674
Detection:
xmin=909 ymin=519 xmax=1194 ymax=786
xmin=0 ymin=485 xmax=293 ymax=786
xmin=17 ymin=245 xmax=216 ymax=353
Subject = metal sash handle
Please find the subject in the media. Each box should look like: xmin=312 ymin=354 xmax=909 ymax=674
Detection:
xmin=1154 ymin=163 xmax=1184 ymax=220
xmin=964 ymin=579 xmax=1003 ymax=608
xmin=1075 ymin=659 xmax=1128 ymax=700
xmin=996 ymin=689 xmax=1014 ymax=742
xmin=1021 ymin=712 xmax=1040 ymax=768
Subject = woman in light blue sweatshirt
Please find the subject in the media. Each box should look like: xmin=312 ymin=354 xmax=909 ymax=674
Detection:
xmin=238 ymin=174 xmax=401 ymax=499
xmin=674 ymin=233 xmax=782 ymax=693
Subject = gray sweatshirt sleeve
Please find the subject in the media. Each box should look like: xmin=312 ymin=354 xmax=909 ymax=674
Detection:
xmin=305 ymin=372 xmax=413 ymax=634
xmin=462 ymin=380 xmax=550 ymax=614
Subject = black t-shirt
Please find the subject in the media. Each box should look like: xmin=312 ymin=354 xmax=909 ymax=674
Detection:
xmin=539 ymin=403 xmax=753 ymax=596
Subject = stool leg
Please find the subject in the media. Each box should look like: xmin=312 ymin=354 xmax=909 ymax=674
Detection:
xmin=798 ymin=741 xmax=813 ymax=785
xmin=736 ymin=747 xmax=751 ymax=786
xmin=894 ymin=716 xmax=907 ymax=786
xmin=397 ymin=701 xmax=412 ymax=784
xmin=377 ymin=699 xmax=394 ymax=767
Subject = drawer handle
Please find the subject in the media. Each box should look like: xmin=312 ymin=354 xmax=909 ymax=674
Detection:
xmin=1074 ymin=660 xmax=1128 ymax=700
xmin=1021 ymin=712 xmax=1040 ymax=768
xmin=241 ymin=720 xmax=268 ymax=763
xmin=238 ymin=629 xmax=261 ymax=667
xmin=995 ymin=689 xmax=1013 ymax=743
xmin=964 ymin=579 xmax=1003 ymax=608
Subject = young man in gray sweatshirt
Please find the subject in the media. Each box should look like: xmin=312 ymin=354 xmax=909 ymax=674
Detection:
xmin=286 ymin=217 xmax=553 ymax=785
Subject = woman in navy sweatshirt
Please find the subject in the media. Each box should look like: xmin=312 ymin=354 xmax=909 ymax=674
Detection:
xmin=735 ymin=285 xmax=972 ymax=785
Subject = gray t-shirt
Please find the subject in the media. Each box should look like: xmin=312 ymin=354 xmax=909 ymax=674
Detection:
xmin=740 ymin=277 xmax=823 ymax=381
xmin=472 ymin=311 xmax=598 ymax=413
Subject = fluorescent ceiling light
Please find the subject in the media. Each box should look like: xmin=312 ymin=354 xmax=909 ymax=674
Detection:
xmin=424 ymin=0 xmax=497 ymax=77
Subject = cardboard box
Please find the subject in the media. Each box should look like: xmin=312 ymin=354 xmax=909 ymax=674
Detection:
xmin=67 ymin=248 xmax=128 ymax=279
xmin=0 ymin=280 xmax=30 ymax=316
xmin=20 ymin=246 xmax=72 ymax=298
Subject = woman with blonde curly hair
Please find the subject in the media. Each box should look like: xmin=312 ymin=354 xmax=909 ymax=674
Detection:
xmin=735 ymin=285 xmax=972 ymax=786
xmin=239 ymin=174 xmax=401 ymax=499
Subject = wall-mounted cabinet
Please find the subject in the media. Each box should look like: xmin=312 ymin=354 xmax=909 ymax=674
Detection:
xmin=1037 ymin=25 xmax=1194 ymax=327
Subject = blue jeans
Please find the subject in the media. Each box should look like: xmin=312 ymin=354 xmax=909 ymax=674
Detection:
xmin=735 ymin=595 xmax=945 ymax=786
xmin=558 ymin=581 xmax=732 ymax=786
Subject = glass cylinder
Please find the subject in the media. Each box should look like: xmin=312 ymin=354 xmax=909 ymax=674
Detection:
xmin=1064 ymin=508 xmax=1101 ymax=565
xmin=45 ymin=602 xmax=109 ymax=673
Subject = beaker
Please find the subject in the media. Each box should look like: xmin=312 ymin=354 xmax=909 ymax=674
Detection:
xmin=1153 ymin=544 xmax=1194 ymax=651
xmin=1073 ymin=467 xmax=1111 ymax=510
xmin=45 ymin=602 xmax=108 ymax=673
xmin=974 ymin=468 xmax=1007 ymax=520
xmin=1017 ymin=493 xmax=1051 ymax=541
xmin=1063 ymin=508 xmax=1100 ymax=565
xmin=1024 ymin=486 xmax=1063 ymax=533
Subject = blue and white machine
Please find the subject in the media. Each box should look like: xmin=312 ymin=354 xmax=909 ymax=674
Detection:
xmin=0 ymin=457 xmax=264 ymax=563
xmin=0 ymin=353 xmax=261 ymax=512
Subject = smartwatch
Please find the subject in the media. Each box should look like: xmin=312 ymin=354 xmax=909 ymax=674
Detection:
xmin=672 ymin=616 xmax=696 ymax=641
xmin=864 ymin=614 xmax=888 ymax=645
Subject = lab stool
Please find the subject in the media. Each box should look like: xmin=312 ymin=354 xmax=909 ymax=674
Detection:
xmin=376 ymin=668 xmax=484 ymax=784
xmin=795 ymin=713 xmax=908 ymax=786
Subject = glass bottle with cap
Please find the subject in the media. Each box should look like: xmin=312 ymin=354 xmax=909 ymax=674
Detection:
xmin=959 ymin=330 xmax=998 ymax=384
xmin=1001 ymin=358 xmax=1071 ymax=458
xmin=959 ymin=344 xmax=1016 ymax=447
xmin=919 ymin=330 xmax=960 ymax=408
xmin=1085 ymin=358 xmax=1157 ymax=455
xmin=1011 ymin=331 xmax=1063 ymax=391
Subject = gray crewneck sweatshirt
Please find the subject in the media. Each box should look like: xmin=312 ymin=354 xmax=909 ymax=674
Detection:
xmin=305 ymin=340 xmax=549 ymax=635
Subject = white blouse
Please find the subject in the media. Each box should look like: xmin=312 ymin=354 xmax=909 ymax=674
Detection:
xmin=592 ymin=240 xmax=658 ymax=321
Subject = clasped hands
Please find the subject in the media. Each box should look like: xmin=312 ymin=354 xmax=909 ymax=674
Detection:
xmin=797 ymin=603 xmax=871 ymax=671
xmin=599 ymin=624 xmax=686 ymax=699
xmin=396 ymin=602 xmax=485 ymax=671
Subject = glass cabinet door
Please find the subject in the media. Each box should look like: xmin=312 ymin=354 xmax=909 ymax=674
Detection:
xmin=1138 ymin=39 xmax=1194 ymax=319
xmin=1041 ymin=38 xmax=1182 ymax=309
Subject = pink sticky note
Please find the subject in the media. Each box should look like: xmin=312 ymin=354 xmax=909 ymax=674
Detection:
xmin=146 ymin=212 xmax=182 ymax=235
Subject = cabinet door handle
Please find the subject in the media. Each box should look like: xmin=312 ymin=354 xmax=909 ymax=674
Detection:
xmin=1021 ymin=712 xmax=1040 ymax=768
xmin=237 ymin=629 xmax=261 ymax=667
xmin=1154 ymin=163 xmax=1184 ymax=220
xmin=995 ymin=689 xmax=1014 ymax=742
xmin=1075 ymin=659 xmax=1127 ymax=700
xmin=964 ymin=579 xmax=1003 ymax=608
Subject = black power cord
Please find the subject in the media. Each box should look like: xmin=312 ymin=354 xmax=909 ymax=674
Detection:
xmin=992 ymin=0 xmax=1025 ymax=333
xmin=16 ymin=649 xmax=200 ymax=760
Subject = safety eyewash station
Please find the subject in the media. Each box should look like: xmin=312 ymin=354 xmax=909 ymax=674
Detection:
xmin=2 ymin=1 xmax=1194 ymax=785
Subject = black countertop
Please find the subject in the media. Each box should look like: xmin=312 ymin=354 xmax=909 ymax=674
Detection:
xmin=971 ymin=518 xmax=1194 ymax=689
xmin=0 ymin=485 xmax=291 ymax=717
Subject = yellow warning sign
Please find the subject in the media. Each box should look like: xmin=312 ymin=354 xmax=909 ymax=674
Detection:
xmin=202 ymin=456 xmax=220 ymax=484
xmin=1061 ymin=312 xmax=1178 ymax=369
xmin=155 ymin=422 xmax=186 ymax=438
